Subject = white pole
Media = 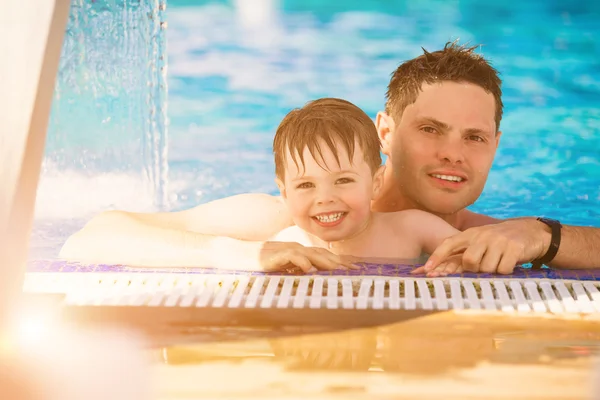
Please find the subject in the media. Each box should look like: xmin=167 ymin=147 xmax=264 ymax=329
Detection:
xmin=0 ymin=0 xmax=70 ymax=328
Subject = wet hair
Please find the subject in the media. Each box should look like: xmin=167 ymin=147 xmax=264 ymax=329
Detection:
xmin=273 ymin=98 xmax=382 ymax=180
xmin=385 ymin=41 xmax=503 ymax=131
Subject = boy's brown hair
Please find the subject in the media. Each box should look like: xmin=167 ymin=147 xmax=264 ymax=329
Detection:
xmin=386 ymin=41 xmax=503 ymax=131
xmin=273 ymin=98 xmax=382 ymax=180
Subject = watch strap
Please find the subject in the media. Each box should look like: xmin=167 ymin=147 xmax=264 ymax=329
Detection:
xmin=531 ymin=217 xmax=562 ymax=269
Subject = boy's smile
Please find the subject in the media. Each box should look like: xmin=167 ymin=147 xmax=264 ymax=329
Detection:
xmin=312 ymin=211 xmax=347 ymax=227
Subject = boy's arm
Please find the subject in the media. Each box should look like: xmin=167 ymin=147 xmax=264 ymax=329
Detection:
xmin=59 ymin=193 xmax=294 ymax=266
xmin=59 ymin=194 xmax=347 ymax=272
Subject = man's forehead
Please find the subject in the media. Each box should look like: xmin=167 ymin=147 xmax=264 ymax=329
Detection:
xmin=403 ymin=81 xmax=496 ymax=131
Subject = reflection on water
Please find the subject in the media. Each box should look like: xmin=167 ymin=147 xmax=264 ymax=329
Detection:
xmin=154 ymin=314 xmax=600 ymax=375
xmin=10 ymin=300 xmax=599 ymax=397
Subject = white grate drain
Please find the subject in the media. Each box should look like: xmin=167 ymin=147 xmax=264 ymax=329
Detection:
xmin=22 ymin=272 xmax=600 ymax=315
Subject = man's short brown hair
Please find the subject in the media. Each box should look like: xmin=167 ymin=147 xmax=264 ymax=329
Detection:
xmin=385 ymin=41 xmax=503 ymax=131
xmin=273 ymin=98 xmax=382 ymax=180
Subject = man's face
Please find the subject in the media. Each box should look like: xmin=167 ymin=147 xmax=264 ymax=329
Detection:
xmin=378 ymin=81 xmax=501 ymax=216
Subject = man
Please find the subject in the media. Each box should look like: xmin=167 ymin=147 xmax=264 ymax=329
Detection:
xmin=59 ymin=42 xmax=600 ymax=273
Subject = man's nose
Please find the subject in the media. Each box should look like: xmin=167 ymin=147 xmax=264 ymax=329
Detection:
xmin=436 ymin=135 xmax=465 ymax=164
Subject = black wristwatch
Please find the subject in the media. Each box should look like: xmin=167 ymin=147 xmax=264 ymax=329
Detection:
xmin=531 ymin=217 xmax=562 ymax=269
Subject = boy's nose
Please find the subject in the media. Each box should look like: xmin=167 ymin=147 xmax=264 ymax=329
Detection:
xmin=317 ymin=197 xmax=335 ymax=205
xmin=315 ymin=187 xmax=336 ymax=205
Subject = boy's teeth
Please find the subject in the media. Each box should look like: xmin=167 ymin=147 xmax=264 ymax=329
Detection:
xmin=315 ymin=212 xmax=344 ymax=223
xmin=432 ymin=174 xmax=463 ymax=182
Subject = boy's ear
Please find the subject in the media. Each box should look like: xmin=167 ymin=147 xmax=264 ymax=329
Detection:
xmin=275 ymin=177 xmax=286 ymax=199
xmin=376 ymin=112 xmax=395 ymax=157
xmin=372 ymin=165 xmax=385 ymax=200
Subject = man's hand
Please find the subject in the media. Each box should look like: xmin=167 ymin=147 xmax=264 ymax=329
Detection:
xmin=411 ymin=218 xmax=552 ymax=276
xmin=413 ymin=254 xmax=464 ymax=277
xmin=259 ymin=241 xmax=357 ymax=273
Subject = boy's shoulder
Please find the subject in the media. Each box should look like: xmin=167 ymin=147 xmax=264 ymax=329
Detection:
xmin=375 ymin=208 xmax=438 ymax=223
xmin=373 ymin=209 xmax=448 ymax=235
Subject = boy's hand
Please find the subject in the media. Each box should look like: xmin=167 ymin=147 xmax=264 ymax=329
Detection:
xmin=259 ymin=241 xmax=358 ymax=273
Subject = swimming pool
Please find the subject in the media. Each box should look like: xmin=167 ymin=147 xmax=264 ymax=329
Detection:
xmin=30 ymin=0 xmax=600 ymax=259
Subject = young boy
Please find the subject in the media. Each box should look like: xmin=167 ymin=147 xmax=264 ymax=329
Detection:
xmin=267 ymin=97 xmax=461 ymax=268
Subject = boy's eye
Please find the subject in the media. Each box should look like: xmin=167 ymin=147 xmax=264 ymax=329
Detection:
xmin=296 ymin=182 xmax=314 ymax=189
xmin=336 ymin=177 xmax=354 ymax=184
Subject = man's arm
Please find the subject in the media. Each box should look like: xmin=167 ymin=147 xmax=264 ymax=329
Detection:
xmin=537 ymin=222 xmax=600 ymax=270
xmin=59 ymin=193 xmax=294 ymax=266
xmin=423 ymin=217 xmax=600 ymax=272
xmin=465 ymin=216 xmax=600 ymax=269
xmin=458 ymin=209 xmax=501 ymax=230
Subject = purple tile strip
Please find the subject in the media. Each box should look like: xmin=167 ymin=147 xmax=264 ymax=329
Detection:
xmin=25 ymin=260 xmax=600 ymax=281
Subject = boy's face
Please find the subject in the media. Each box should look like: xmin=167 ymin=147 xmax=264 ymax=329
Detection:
xmin=276 ymin=140 xmax=383 ymax=242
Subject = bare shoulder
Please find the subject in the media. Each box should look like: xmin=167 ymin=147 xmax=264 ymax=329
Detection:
xmin=373 ymin=209 xmax=436 ymax=237
xmin=459 ymin=209 xmax=502 ymax=230
xmin=389 ymin=209 xmax=502 ymax=231
xmin=381 ymin=209 xmax=445 ymax=225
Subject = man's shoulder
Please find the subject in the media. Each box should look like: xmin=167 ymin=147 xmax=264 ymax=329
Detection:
xmin=459 ymin=209 xmax=502 ymax=230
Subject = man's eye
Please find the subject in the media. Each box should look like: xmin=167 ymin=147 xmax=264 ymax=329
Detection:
xmin=469 ymin=135 xmax=485 ymax=142
xmin=421 ymin=126 xmax=438 ymax=134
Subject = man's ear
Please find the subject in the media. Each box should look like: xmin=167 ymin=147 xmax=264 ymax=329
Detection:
xmin=275 ymin=177 xmax=286 ymax=199
xmin=376 ymin=111 xmax=395 ymax=156
xmin=372 ymin=165 xmax=386 ymax=200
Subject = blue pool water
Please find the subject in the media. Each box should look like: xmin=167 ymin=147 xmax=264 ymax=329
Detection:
xmin=31 ymin=0 xmax=600 ymax=258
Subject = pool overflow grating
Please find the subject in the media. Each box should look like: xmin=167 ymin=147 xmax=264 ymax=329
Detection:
xmin=22 ymin=273 xmax=600 ymax=314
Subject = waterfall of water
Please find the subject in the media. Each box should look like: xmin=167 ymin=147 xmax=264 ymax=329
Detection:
xmin=39 ymin=0 xmax=169 ymax=220
xmin=145 ymin=0 xmax=169 ymax=210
